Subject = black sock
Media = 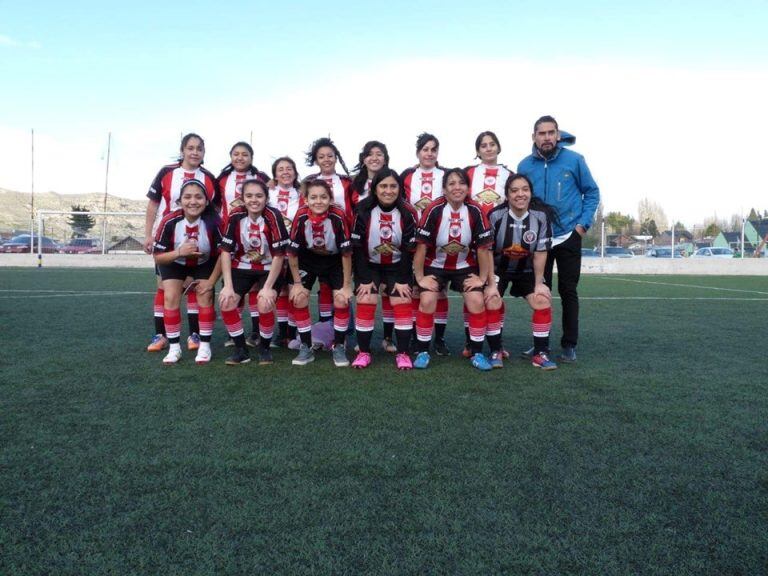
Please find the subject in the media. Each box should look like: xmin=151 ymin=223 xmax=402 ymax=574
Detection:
xmin=534 ymin=336 xmax=549 ymax=354
xmin=188 ymin=314 xmax=199 ymax=335
xmin=300 ymin=330 xmax=312 ymax=346
xmin=395 ymin=328 xmax=411 ymax=353
xmin=154 ymin=317 xmax=165 ymax=335
xmin=383 ymin=321 xmax=394 ymax=340
xmin=487 ymin=334 xmax=501 ymax=353
xmin=357 ymin=330 xmax=372 ymax=353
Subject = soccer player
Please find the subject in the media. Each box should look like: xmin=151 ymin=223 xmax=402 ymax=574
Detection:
xmin=465 ymin=131 xmax=511 ymax=217
xmin=401 ymin=133 xmax=449 ymax=355
xmin=350 ymin=168 xmax=418 ymax=370
xmin=152 ymin=179 xmax=221 ymax=365
xmin=144 ymin=133 xmax=219 ymax=354
xmin=217 ymin=141 xmax=271 ymax=348
xmin=287 ymin=179 xmax=353 ymax=367
xmin=218 ymin=178 xmax=290 ymax=365
xmin=485 ymin=174 xmax=557 ymax=370
xmin=413 ymin=168 xmax=494 ymax=371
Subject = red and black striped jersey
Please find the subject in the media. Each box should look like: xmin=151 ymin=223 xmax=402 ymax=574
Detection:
xmin=288 ymin=205 xmax=351 ymax=257
xmin=487 ymin=205 xmax=552 ymax=276
xmin=152 ymin=210 xmax=221 ymax=267
xmin=465 ymin=164 xmax=512 ymax=216
xmin=220 ymin=206 xmax=289 ymax=271
xmin=217 ymin=167 xmax=269 ymax=222
xmin=351 ymin=202 xmax=418 ymax=266
xmin=147 ymin=163 xmax=219 ymax=232
xmin=401 ymin=166 xmax=445 ymax=217
xmin=268 ymin=186 xmax=304 ymax=232
xmin=416 ymin=197 xmax=492 ymax=270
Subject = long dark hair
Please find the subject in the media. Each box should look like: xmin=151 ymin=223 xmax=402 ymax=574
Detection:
xmin=177 ymin=133 xmax=205 ymax=164
xmin=271 ymin=156 xmax=301 ymax=189
xmin=217 ymin=141 xmax=266 ymax=180
xmin=441 ymin=167 xmax=471 ymax=189
xmin=352 ymin=140 xmax=389 ymax=193
xmin=503 ymin=173 xmax=560 ymax=228
xmin=305 ymin=136 xmax=350 ymax=175
xmin=356 ymin=168 xmax=406 ymax=215
xmin=474 ymin=130 xmax=501 ymax=159
xmin=179 ymin=178 xmax=221 ymax=231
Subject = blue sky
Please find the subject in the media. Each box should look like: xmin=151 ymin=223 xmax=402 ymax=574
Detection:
xmin=2 ymin=0 xmax=767 ymax=226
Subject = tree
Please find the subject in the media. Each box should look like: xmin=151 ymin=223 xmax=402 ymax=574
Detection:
xmin=604 ymin=211 xmax=634 ymax=234
xmin=637 ymin=198 xmax=668 ymax=233
xmin=748 ymin=208 xmax=759 ymax=221
xmin=703 ymin=222 xmax=720 ymax=237
xmin=640 ymin=219 xmax=659 ymax=238
xmin=68 ymin=204 xmax=96 ymax=238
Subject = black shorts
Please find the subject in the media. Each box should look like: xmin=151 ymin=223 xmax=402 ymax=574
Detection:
xmin=297 ymin=254 xmax=344 ymax=291
xmin=158 ymin=258 xmax=216 ymax=282
xmin=232 ymin=269 xmax=285 ymax=297
xmin=355 ymin=264 xmax=412 ymax=296
xmin=424 ymin=266 xmax=483 ymax=293
xmin=498 ymin=273 xmax=535 ymax=298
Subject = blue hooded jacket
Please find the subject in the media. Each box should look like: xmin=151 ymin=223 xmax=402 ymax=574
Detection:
xmin=517 ymin=131 xmax=600 ymax=238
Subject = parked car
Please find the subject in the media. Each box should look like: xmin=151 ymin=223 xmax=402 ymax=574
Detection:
xmin=59 ymin=238 xmax=102 ymax=254
xmin=691 ymin=247 xmax=735 ymax=259
xmin=646 ymin=246 xmax=685 ymax=258
xmin=601 ymin=246 xmax=634 ymax=258
xmin=581 ymin=248 xmax=599 ymax=257
xmin=0 ymin=234 xmax=59 ymax=253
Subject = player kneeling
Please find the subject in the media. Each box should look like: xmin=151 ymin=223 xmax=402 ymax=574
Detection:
xmin=218 ymin=179 xmax=289 ymax=365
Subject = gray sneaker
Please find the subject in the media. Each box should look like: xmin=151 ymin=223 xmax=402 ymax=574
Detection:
xmin=332 ymin=344 xmax=349 ymax=367
xmin=292 ymin=344 xmax=315 ymax=366
xmin=558 ymin=346 xmax=577 ymax=363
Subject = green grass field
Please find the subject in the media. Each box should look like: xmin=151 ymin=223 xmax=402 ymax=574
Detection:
xmin=1 ymin=268 xmax=767 ymax=575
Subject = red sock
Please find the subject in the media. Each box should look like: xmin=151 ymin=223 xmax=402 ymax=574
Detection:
xmin=435 ymin=297 xmax=448 ymax=324
xmin=532 ymin=307 xmax=552 ymax=337
xmin=463 ymin=303 xmax=469 ymax=328
xmin=318 ymin=283 xmax=333 ymax=320
xmin=164 ymin=307 xmax=182 ymax=340
xmin=221 ymin=308 xmax=244 ymax=337
xmin=154 ymin=288 xmax=164 ymax=317
xmin=415 ymin=310 xmax=434 ymax=342
xmin=411 ymin=296 xmax=420 ymax=322
xmin=355 ymin=302 xmax=376 ymax=332
xmin=381 ymin=295 xmax=394 ymax=323
xmin=198 ymin=305 xmax=215 ymax=338
xmin=259 ymin=309 xmax=275 ymax=339
xmin=276 ymin=294 xmax=289 ymax=323
xmin=186 ymin=291 xmax=199 ymax=314
xmin=393 ymin=302 xmax=413 ymax=331
xmin=248 ymin=291 xmax=259 ymax=318
xmin=468 ymin=310 xmax=487 ymax=343
xmin=333 ymin=304 xmax=350 ymax=333
xmin=486 ymin=306 xmax=503 ymax=336
xmin=294 ymin=305 xmax=311 ymax=333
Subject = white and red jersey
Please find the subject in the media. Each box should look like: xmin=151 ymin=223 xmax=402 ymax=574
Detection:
xmin=401 ymin=166 xmax=445 ymax=217
xmin=288 ymin=205 xmax=351 ymax=257
xmin=304 ymin=172 xmax=354 ymax=223
xmin=416 ymin=197 xmax=492 ymax=270
xmin=147 ymin=163 xmax=219 ymax=234
xmin=465 ymin=163 xmax=511 ymax=216
xmin=153 ymin=210 xmax=220 ymax=267
xmin=220 ymin=206 xmax=289 ymax=271
xmin=349 ymin=177 xmax=372 ymax=212
xmin=351 ymin=202 xmax=418 ymax=266
xmin=269 ymin=186 xmax=304 ymax=232
xmin=217 ymin=167 xmax=268 ymax=222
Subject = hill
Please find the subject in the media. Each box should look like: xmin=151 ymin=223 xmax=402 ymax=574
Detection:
xmin=0 ymin=188 xmax=146 ymax=241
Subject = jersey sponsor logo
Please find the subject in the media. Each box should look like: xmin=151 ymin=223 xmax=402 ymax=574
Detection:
xmin=373 ymin=243 xmax=399 ymax=255
xmin=476 ymin=189 xmax=501 ymax=205
xmin=414 ymin=196 xmax=432 ymax=211
xmin=503 ymin=244 xmax=529 ymax=260
xmin=523 ymin=230 xmax=537 ymax=244
xmin=229 ymin=197 xmax=244 ymax=208
xmin=440 ymin=240 xmax=467 ymax=255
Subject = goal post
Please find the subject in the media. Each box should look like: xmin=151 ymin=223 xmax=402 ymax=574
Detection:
xmin=36 ymin=209 xmax=145 ymax=256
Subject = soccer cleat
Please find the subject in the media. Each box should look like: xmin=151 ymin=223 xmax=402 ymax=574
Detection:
xmin=258 ymin=348 xmax=274 ymax=365
xmin=433 ymin=338 xmax=450 ymax=356
xmin=501 ymin=348 xmax=510 ymax=359
xmin=532 ymin=351 xmax=558 ymax=370
xmin=292 ymin=344 xmax=315 ymax=366
xmin=162 ymin=345 xmax=182 ymax=365
xmin=224 ymin=337 xmax=235 ymax=348
xmin=245 ymin=334 xmax=260 ymax=348
xmin=225 ymin=347 xmax=251 ymax=365
xmin=471 ymin=353 xmax=493 ymax=371
xmin=147 ymin=334 xmax=168 ymax=352
xmin=413 ymin=351 xmax=431 ymax=369
xmin=461 ymin=342 xmax=472 ymax=359
xmin=351 ymin=351 xmax=372 ymax=369
xmin=332 ymin=344 xmax=350 ymax=367
xmin=195 ymin=342 xmax=212 ymax=365
xmin=187 ymin=333 xmax=200 ymax=351
xmin=381 ymin=337 xmax=397 ymax=354
xmin=558 ymin=347 xmax=577 ymax=363
xmin=489 ymin=351 xmax=504 ymax=369
xmin=521 ymin=346 xmax=534 ymax=359
xmin=395 ymin=353 xmax=413 ymax=370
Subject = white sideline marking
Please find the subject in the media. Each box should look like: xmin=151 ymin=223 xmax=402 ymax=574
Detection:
xmin=598 ymin=276 xmax=768 ymax=296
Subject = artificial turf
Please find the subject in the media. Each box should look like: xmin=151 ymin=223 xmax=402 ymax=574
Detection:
xmin=1 ymin=268 xmax=766 ymax=575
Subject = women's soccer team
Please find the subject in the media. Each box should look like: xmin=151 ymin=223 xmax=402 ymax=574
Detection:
xmin=145 ymin=132 xmax=559 ymax=372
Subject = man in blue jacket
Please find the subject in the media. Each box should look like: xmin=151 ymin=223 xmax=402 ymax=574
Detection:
xmin=517 ymin=115 xmax=600 ymax=362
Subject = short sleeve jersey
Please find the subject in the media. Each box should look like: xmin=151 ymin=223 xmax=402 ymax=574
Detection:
xmin=217 ymin=168 xmax=269 ymax=222
xmin=416 ymin=197 xmax=492 ymax=270
xmin=220 ymin=206 xmax=289 ymax=271
xmin=401 ymin=166 xmax=445 ymax=218
xmin=152 ymin=210 xmax=221 ymax=267
xmin=147 ymin=163 xmax=219 ymax=233
xmin=488 ymin=205 xmax=552 ymax=276
xmin=268 ymin=186 xmax=304 ymax=232
xmin=465 ymin=164 xmax=511 ymax=216
xmin=351 ymin=202 xmax=418 ymax=266
xmin=304 ymin=173 xmax=354 ymax=223
xmin=288 ymin=206 xmax=351 ymax=257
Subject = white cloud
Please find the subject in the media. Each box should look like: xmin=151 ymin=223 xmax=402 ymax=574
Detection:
xmin=0 ymin=33 xmax=41 ymax=49
xmin=1 ymin=56 xmax=766 ymax=227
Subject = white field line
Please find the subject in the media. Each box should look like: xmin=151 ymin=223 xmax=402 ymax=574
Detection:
xmin=597 ymin=276 xmax=768 ymax=296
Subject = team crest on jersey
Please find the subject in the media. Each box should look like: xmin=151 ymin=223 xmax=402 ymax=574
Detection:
xmin=246 ymin=250 xmax=264 ymax=262
xmin=503 ymin=244 xmax=528 ymax=260
xmin=523 ymin=230 xmax=537 ymax=244
xmin=421 ymin=183 xmax=433 ymax=194
xmin=373 ymin=243 xmax=399 ymax=256
xmin=379 ymin=226 xmax=393 ymax=240
xmin=441 ymin=240 xmax=467 ymax=255
xmin=278 ymin=200 xmax=288 ymax=212
xmin=476 ymin=189 xmax=501 ymax=204
xmin=414 ymin=197 xmax=432 ymax=211
xmin=449 ymin=224 xmax=462 ymax=237
xmin=484 ymin=175 xmax=497 ymax=187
